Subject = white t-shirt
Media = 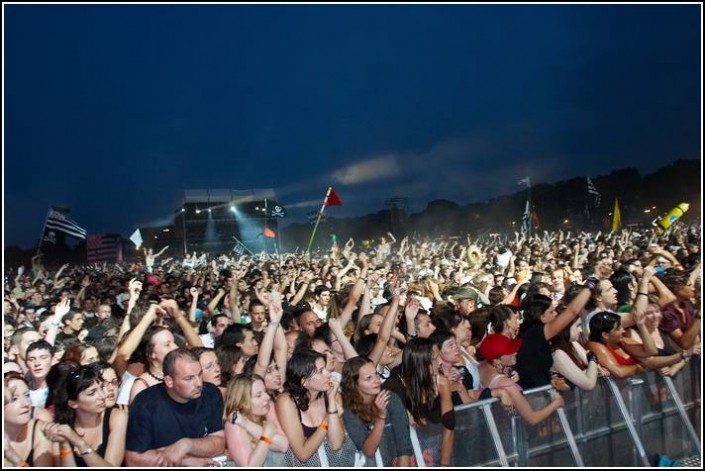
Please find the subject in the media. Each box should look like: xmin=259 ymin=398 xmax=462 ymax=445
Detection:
xmin=117 ymin=370 xmax=138 ymax=406
xmin=200 ymin=333 xmax=215 ymax=348
xmin=312 ymin=305 xmax=328 ymax=321
xmin=29 ymin=387 xmax=48 ymax=408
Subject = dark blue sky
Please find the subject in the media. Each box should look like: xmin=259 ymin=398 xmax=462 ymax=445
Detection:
xmin=4 ymin=4 xmax=701 ymax=249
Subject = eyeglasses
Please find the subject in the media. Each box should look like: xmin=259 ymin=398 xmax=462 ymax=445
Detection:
xmin=103 ymin=379 xmax=119 ymax=387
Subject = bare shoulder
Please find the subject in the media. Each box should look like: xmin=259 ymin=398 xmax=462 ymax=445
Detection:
xmin=34 ymin=407 xmax=54 ymax=422
xmin=110 ymin=406 xmax=129 ymax=427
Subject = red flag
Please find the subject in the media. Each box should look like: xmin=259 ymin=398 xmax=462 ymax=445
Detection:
xmin=531 ymin=210 xmax=539 ymax=229
xmin=263 ymin=227 xmax=276 ymax=238
xmin=324 ymin=188 xmax=342 ymax=207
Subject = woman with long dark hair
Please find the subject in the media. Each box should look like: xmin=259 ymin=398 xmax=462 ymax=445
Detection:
xmin=44 ymin=363 xmax=128 ymax=466
xmin=341 ymin=356 xmax=411 ymax=466
xmin=275 ymin=348 xmax=344 ymax=465
xmin=586 ymin=311 xmax=644 ymax=379
xmin=383 ymin=337 xmax=454 ymax=467
xmin=550 ymin=317 xmax=601 ymax=391
xmin=515 ymin=284 xmax=591 ymax=389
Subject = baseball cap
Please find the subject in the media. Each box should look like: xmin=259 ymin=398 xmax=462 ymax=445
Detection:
xmin=478 ymin=334 xmax=523 ymax=361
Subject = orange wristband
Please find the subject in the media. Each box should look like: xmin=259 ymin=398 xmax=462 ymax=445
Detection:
xmin=20 ymin=462 xmax=30 ymax=467
xmin=259 ymin=435 xmax=272 ymax=445
xmin=59 ymin=449 xmax=73 ymax=457
xmin=319 ymin=421 xmax=328 ymax=431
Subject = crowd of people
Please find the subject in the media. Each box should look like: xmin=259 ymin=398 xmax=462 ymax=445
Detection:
xmin=3 ymin=222 xmax=701 ymax=467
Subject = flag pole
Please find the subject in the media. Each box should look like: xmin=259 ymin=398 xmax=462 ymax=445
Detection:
xmin=305 ymin=187 xmax=332 ymax=257
xmin=527 ymin=180 xmax=532 ymax=239
xmin=35 ymin=207 xmax=51 ymax=257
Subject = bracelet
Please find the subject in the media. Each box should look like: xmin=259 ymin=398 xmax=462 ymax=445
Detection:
xmin=637 ymin=292 xmax=649 ymax=297
xmin=328 ymin=409 xmax=338 ymax=415
xmin=59 ymin=449 xmax=73 ymax=457
xmin=259 ymin=435 xmax=272 ymax=445
xmin=319 ymin=421 xmax=328 ymax=431
xmin=268 ymin=321 xmax=280 ymax=328
xmin=77 ymin=447 xmax=93 ymax=456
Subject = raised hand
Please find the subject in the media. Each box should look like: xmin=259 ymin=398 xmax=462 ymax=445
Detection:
xmin=404 ymin=297 xmax=420 ymax=319
xmin=254 ymin=286 xmax=272 ymax=307
xmin=374 ymin=390 xmax=391 ymax=420
xmin=327 ymin=377 xmax=340 ymax=398
xmin=55 ymin=297 xmax=71 ymax=318
xmin=129 ymin=278 xmax=143 ymax=298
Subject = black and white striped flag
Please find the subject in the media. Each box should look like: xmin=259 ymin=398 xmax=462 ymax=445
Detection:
xmin=586 ymin=177 xmax=601 ymax=206
xmin=45 ymin=208 xmax=87 ymax=239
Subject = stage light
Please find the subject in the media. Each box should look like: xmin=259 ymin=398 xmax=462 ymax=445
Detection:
xmin=196 ymin=209 xmax=201 ymax=214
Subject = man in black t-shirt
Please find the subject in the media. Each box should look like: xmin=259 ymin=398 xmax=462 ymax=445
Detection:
xmin=125 ymin=348 xmax=225 ymax=467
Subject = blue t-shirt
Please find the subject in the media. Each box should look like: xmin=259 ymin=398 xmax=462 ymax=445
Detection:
xmin=126 ymin=382 xmax=223 ymax=453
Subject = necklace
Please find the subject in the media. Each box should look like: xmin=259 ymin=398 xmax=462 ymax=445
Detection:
xmin=146 ymin=370 xmax=164 ymax=382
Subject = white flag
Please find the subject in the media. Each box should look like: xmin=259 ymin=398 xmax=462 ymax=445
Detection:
xmin=129 ymin=228 xmax=143 ymax=248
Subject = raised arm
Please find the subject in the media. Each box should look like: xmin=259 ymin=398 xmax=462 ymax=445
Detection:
xmin=188 ymin=287 xmax=199 ymax=323
xmin=254 ymin=302 xmax=282 ymax=377
xmin=337 ymin=256 xmax=369 ymax=329
xmin=329 ymin=318 xmax=358 ymax=360
xmin=161 ymin=299 xmax=203 ymax=348
xmin=114 ymin=304 xmax=160 ymax=377
xmin=207 ymin=288 xmax=227 ymax=314
xmin=544 ymin=286 xmax=591 ymax=340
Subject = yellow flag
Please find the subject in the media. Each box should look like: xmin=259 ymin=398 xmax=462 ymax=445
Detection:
xmin=612 ymin=198 xmax=621 ymax=232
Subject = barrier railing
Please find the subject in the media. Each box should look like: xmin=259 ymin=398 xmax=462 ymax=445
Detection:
xmin=408 ymin=359 xmax=701 ymax=468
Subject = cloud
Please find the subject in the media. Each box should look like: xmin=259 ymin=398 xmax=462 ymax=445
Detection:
xmin=285 ymin=199 xmax=323 ymax=209
xmin=135 ymin=214 xmax=175 ymax=229
xmin=331 ymin=154 xmax=400 ymax=185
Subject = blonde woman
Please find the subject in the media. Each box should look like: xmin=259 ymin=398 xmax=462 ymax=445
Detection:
xmin=223 ymin=374 xmax=288 ymax=466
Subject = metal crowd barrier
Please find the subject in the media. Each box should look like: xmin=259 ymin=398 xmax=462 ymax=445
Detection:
xmin=406 ymin=359 xmax=701 ymax=467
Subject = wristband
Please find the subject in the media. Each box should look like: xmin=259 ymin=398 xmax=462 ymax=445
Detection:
xmin=319 ymin=422 xmax=328 ymax=431
xmin=637 ymin=292 xmax=649 ymax=297
xmin=269 ymin=321 xmax=280 ymax=328
xmin=78 ymin=447 xmax=93 ymax=456
xmin=259 ymin=435 xmax=272 ymax=445
xmin=584 ymin=277 xmax=598 ymax=292
xmin=59 ymin=449 xmax=73 ymax=457
xmin=328 ymin=409 xmax=338 ymax=415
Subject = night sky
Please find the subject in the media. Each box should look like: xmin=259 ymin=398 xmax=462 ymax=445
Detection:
xmin=4 ymin=4 xmax=701 ymax=249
